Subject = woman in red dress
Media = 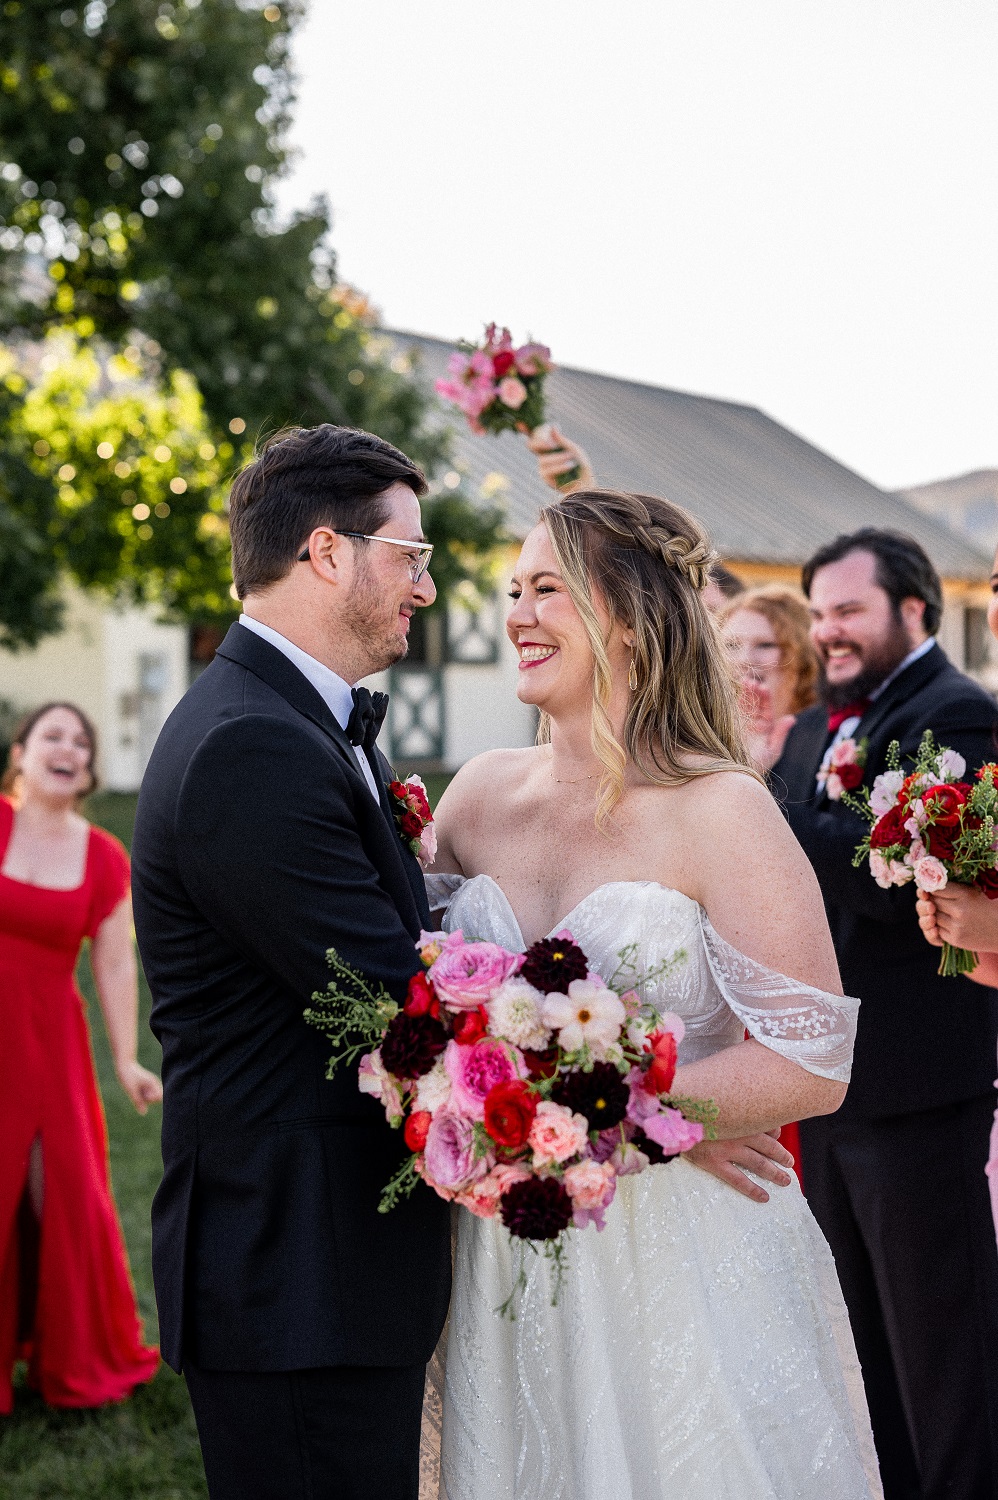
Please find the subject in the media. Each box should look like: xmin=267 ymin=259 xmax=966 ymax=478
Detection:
xmin=0 ymin=702 xmax=161 ymax=1414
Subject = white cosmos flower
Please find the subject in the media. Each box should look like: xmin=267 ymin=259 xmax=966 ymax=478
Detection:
xmin=543 ymin=978 xmax=626 ymax=1058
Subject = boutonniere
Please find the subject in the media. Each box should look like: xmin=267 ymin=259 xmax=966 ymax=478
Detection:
xmin=388 ymin=774 xmax=437 ymax=867
xmin=817 ymin=737 xmax=868 ymax=801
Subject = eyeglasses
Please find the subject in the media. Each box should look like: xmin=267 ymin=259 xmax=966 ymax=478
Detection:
xmin=297 ymin=531 xmax=434 ymax=582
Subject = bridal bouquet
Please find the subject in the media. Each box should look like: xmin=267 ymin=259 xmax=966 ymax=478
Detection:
xmin=848 ymin=730 xmax=998 ymax=976
xmin=434 ymin=324 xmax=580 ymax=488
xmin=305 ymin=926 xmax=715 ymax=1307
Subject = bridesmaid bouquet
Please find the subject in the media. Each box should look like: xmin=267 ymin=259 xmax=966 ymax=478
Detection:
xmin=434 ymin=323 xmax=580 ymax=488
xmin=305 ymin=927 xmax=715 ymax=1308
xmin=848 ymin=730 xmax=998 ymax=976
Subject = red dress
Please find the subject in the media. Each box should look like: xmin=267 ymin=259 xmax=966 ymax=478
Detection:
xmin=0 ymin=797 xmax=159 ymax=1412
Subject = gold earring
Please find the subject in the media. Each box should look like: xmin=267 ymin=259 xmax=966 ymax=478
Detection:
xmin=628 ymin=653 xmax=638 ymax=692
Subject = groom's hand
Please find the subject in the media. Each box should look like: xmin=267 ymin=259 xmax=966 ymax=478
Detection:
xmin=685 ymin=1130 xmax=795 ymax=1203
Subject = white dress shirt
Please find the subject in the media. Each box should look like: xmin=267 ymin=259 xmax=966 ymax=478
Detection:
xmin=238 ymin=615 xmax=381 ymax=800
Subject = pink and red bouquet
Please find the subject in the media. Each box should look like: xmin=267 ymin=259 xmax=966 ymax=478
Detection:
xmin=817 ymin=735 xmax=867 ymax=801
xmin=306 ymin=924 xmax=714 ymax=1303
xmin=434 ymin=324 xmax=580 ymax=488
xmin=849 ymin=730 xmax=998 ymax=976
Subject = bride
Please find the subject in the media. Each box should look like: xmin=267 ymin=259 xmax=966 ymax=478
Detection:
xmin=423 ymin=488 xmax=881 ymax=1498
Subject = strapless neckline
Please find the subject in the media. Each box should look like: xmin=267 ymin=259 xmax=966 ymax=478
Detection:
xmin=456 ymin=872 xmax=699 ymax=952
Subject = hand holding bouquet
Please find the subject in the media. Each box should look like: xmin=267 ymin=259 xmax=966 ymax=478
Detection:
xmin=305 ymin=925 xmax=714 ymax=1308
xmin=434 ymin=324 xmax=581 ymax=489
xmin=849 ymin=730 xmax=998 ymax=976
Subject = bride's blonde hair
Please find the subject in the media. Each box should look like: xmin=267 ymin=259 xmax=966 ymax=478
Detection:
xmin=538 ymin=488 xmax=757 ymax=821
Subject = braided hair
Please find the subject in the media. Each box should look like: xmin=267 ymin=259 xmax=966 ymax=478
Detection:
xmin=538 ymin=489 xmax=755 ymax=820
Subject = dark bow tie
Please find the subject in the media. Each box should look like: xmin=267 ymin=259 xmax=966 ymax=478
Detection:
xmin=346 ymin=687 xmax=388 ymax=752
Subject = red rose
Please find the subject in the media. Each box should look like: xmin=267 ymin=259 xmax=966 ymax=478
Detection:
xmin=641 ymin=1029 xmax=677 ymax=1095
xmin=870 ymin=804 xmax=912 ymax=850
xmin=492 ymin=350 xmax=516 ymax=378
xmin=922 ymin=783 xmax=969 ymax=826
xmin=404 ymin=1110 xmax=432 ymax=1153
xmin=404 ymin=971 xmax=439 ymax=1019
xmin=483 ymin=1079 xmax=538 ymax=1150
xmin=400 ymin=811 xmax=424 ymax=838
xmin=453 ymin=1006 xmax=489 ymax=1045
xmin=836 ymin=761 xmax=865 ymax=792
xmin=978 ymin=866 xmax=998 ymax=900
xmin=924 ymin=822 xmax=957 ymax=861
xmin=408 ymin=786 xmax=432 ymax=820
xmin=389 ymin=780 xmax=407 ymax=799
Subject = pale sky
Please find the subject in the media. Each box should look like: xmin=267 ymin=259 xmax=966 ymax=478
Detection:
xmin=279 ymin=0 xmax=997 ymax=492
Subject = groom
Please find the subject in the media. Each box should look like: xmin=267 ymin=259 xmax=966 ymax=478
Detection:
xmin=131 ymin=425 xmax=451 ymax=1499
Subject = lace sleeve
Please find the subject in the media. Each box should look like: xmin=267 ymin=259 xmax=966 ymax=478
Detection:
xmin=699 ymin=912 xmax=859 ymax=1083
xmin=424 ymin=873 xmax=466 ymax=922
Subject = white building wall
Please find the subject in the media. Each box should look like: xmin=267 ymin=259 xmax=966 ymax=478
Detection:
xmin=444 ymin=629 xmax=535 ymax=768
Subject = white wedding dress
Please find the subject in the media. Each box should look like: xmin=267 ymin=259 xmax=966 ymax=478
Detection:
xmin=421 ymin=874 xmax=882 ymax=1500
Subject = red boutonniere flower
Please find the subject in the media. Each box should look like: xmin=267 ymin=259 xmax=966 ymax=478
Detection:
xmin=388 ymin=774 xmax=437 ymax=867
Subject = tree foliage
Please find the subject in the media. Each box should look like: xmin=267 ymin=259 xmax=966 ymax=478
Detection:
xmin=0 ymin=0 xmax=504 ymax=647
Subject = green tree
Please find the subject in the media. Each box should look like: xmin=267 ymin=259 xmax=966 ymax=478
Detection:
xmin=0 ymin=0 xmax=505 ymax=647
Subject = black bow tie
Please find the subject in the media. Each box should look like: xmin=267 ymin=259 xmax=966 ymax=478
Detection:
xmin=345 ymin=687 xmax=388 ymax=753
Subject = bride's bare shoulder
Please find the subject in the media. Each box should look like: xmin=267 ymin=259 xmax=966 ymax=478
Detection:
xmin=436 ymin=747 xmax=542 ymax=816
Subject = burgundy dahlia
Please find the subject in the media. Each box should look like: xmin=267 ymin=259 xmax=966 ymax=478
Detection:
xmin=500 ymin=1176 xmax=574 ymax=1241
xmin=380 ymin=1011 xmax=448 ymax=1080
xmin=552 ymin=1062 xmax=629 ymax=1131
xmin=519 ymin=936 xmax=589 ymax=995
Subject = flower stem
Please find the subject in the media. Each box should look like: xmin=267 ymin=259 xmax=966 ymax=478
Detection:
xmin=938 ymin=942 xmax=979 ymax=978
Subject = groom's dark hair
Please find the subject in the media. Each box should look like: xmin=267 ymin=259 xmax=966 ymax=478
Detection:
xmin=802 ymin=527 xmax=943 ymax=635
xmin=228 ymin=423 xmax=427 ymax=597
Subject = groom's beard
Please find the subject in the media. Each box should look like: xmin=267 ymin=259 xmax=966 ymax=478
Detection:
xmin=342 ymin=561 xmax=410 ymax=675
xmin=820 ymin=614 xmax=914 ymax=709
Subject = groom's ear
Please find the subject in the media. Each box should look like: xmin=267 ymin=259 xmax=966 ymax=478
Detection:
xmin=298 ymin=527 xmax=352 ymax=587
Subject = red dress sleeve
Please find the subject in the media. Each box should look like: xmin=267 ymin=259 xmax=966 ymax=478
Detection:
xmin=85 ymin=826 xmax=131 ymax=938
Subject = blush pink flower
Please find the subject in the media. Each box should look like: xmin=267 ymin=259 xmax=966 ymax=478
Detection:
xmin=870 ymin=851 xmax=893 ymax=889
xmin=443 ymin=1037 xmax=526 ymax=1120
xmin=496 ymin=375 xmax=528 ymax=410
xmin=455 ymin=1162 xmax=531 ymax=1219
xmin=358 ymin=1049 xmax=403 ymax=1124
xmin=913 ymin=855 xmax=948 ymax=892
xmin=826 ymin=772 xmax=844 ymax=801
xmin=514 ymin=341 xmax=552 ymax=376
xmin=938 ymin=748 xmax=967 ymax=780
xmin=429 ymin=939 xmax=519 ymax=1011
xmin=417 ymin=821 xmax=438 ymax=868
xmin=423 ymin=1110 xmax=488 ymax=1195
xmin=889 ymin=859 xmax=914 ymax=886
xmin=642 ymin=1106 xmax=704 ymax=1154
xmin=563 ymin=1159 xmax=617 ymax=1229
xmin=871 ymin=770 xmax=905 ymax=817
xmin=830 ymin=737 xmax=859 ymax=768
xmin=528 ymin=1100 xmax=589 ymax=1166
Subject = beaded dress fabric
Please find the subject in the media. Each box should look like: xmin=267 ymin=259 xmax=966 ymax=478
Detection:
xmin=420 ymin=874 xmax=881 ymax=1500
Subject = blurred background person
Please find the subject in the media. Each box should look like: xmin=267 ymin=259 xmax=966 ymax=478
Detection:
xmin=721 ymin=584 xmax=821 ymax=1180
xmin=0 ymin=703 xmax=160 ymax=1415
xmin=917 ymin=538 xmax=998 ymax=1247
xmin=768 ymin=531 xmax=998 ymax=1500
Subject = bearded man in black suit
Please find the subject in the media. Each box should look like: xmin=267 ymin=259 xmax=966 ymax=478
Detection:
xmin=765 ymin=528 xmax=998 ymax=1500
xmin=131 ymin=426 xmax=451 ymax=1500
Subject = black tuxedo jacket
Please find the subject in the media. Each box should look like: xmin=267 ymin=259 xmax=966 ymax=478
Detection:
xmin=772 ymin=643 xmax=998 ymax=1121
xmin=131 ymin=624 xmax=451 ymax=1373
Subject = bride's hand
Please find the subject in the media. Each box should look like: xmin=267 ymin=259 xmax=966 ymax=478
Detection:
xmin=685 ymin=1129 xmax=795 ymax=1203
xmin=526 ymin=424 xmax=593 ymax=493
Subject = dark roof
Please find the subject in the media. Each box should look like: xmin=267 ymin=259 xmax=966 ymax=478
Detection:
xmin=387 ymin=331 xmax=990 ymax=580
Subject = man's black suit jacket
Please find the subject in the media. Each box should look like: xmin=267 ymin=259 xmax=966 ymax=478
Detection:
xmin=772 ymin=643 xmax=998 ymax=1121
xmin=131 ymin=623 xmax=451 ymax=1373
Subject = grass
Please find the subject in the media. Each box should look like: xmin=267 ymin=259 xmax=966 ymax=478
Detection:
xmin=0 ymin=777 xmax=452 ymax=1498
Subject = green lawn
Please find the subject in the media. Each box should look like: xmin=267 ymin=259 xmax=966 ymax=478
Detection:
xmin=0 ymin=778 xmax=451 ymax=1498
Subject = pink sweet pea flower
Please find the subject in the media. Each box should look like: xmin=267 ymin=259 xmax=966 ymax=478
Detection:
xmin=642 ymin=1106 xmax=704 ymax=1154
xmin=938 ymin=749 xmax=967 ymax=780
xmin=871 ymin=770 xmax=905 ymax=817
xmin=429 ymin=939 xmax=519 ymax=1010
xmin=443 ymin=1037 xmax=526 ymax=1120
xmin=625 ymin=1065 xmax=660 ymax=1125
xmin=563 ymin=1159 xmax=617 ymax=1230
xmin=417 ymin=821 xmax=438 ymax=868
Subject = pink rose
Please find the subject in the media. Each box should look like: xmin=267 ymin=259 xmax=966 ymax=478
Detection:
xmin=455 ymin=1162 xmax=531 ymax=1219
xmin=830 ymin=737 xmax=858 ymax=768
xmin=889 ymin=859 xmax=914 ymax=887
xmin=642 ymin=1106 xmax=704 ymax=1154
xmin=563 ymin=1160 xmax=617 ymax=1231
xmin=423 ymin=1110 xmax=488 ymax=1195
xmin=429 ymin=939 xmax=519 ymax=1010
xmin=528 ymin=1100 xmax=589 ymax=1166
xmin=913 ymin=855 xmax=948 ymax=893
xmin=869 ymin=851 xmax=893 ymax=889
xmin=443 ymin=1037 xmax=526 ymax=1120
xmin=826 ymin=772 xmax=844 ymax=801
xmin=496 ymin=375 xmax=528 ymax=410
